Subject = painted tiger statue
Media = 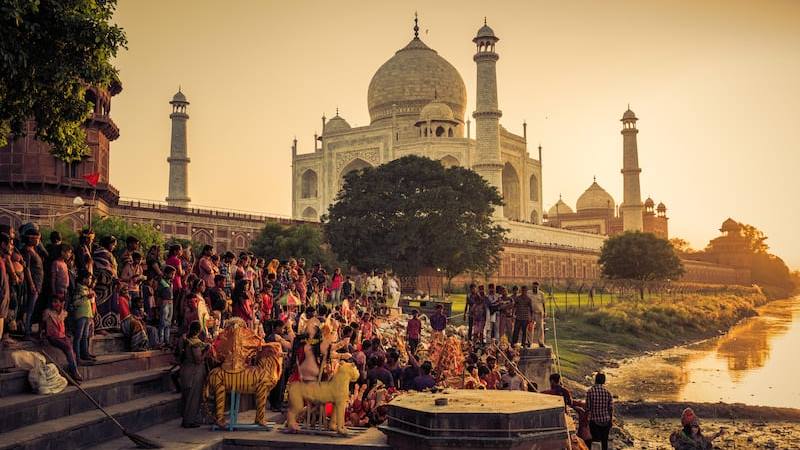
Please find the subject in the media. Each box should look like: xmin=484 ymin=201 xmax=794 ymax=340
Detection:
xmin=204 ymin=341 xmax=284 ymax=427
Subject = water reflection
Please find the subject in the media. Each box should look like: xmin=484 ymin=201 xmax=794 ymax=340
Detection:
xmin=606 ymin=297 xmax=800 ymax=408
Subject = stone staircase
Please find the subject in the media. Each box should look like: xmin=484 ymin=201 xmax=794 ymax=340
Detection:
xmin=0 ymin=334 xmax=180 ymax=450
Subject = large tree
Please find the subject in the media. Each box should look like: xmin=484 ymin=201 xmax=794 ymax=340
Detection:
xmin=599 ymin=231 xmax=684 ymax=297
xmin=323 ymin=155 xmax=506 ymax=278
xmin=0 ymin=0 xmax=127 ymax=162
xmin=250 ymin=222 xmax=339 ymax=269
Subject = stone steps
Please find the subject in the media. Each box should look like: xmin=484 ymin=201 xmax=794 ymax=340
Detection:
xmin=0 ymin=391 xmax=181 ymax=450
xmin=89 ymin=414 xmax=392 ymax=450
xmin=0 ymin=349 xmax=174 ymax=397
xmin=0 ymin=365 xmax=175 ymax=434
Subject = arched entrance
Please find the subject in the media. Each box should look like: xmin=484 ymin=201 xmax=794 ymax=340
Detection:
xmin=339 ymin=158 xmax=372 ymax=190
xmin=439 ymin=155 xmax=460 ymax=168
xmin=502 ymin=162 xmax=521 ymax=221
xmin=301 ymin=169 xmax=318 ymax=198
xmin=301 ymin=207 xmax=318 ymax=221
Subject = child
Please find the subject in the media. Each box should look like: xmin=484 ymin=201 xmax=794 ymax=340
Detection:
xmin=71 ymin=270 xmax=96 ymax=364
xmin=406 ymin=310 xmax=421 ymax=355
xmin=41 ymin=296 xmax=82 ymax=381
xmin=157 ymin=265 xmax=176 ymax=348
xmin=260 ymin=285 xmax=273 ymax=321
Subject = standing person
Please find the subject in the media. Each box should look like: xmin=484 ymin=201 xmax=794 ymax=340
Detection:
xmin=219 ymin=252 xmax=236 ymax=297
xmin=406 ymin=310 xmax=421 ymax=354
xmin=50 ymin=244 xmax=73 ymax=303
xmin=75 ymin=229 xmax=94 ymax=275
xmin=386 ymin=274 xmax=400 ymax=308
xmin=184 ymin=278 xmax=208 ymax=336
xmin=165 ymin=245 xmax=184 ymax=321
xmin=120 ymin=252 xmax=145 ymax=300
xmin=342 ymin=274 xmax=354 ymax=301
xmin=429 ymin=303 xmax=447 ymax=336
xmin=21 ymin=228 xmax=44 ymax=339
xmin=464 ymin=284 xmax=477 ymax=340
xmin=157 ymin=266 xmax=176 ymax=348
xmin=485 ymin=283 xmax=500 ymax=340
xmin=197 ymin=245 xmax=216 ymax=290
xmin=208 ymin=275 xmax=230 ymax=328
xmin=329 ymin=268 xmax=343 ymax=306
xmin=511 ymin=286 xmax=533 ymax=347
xmin=71 ymin=270 xmax=96 ymax=363
xmin=178 ymin=320 xmax=208 ymax=428
xmin=531 ymin=282 xmax=546 ymax=347
xmin=144 ymin=245 xmax=163 ymax=282
xmin=471 ymin=286 xmax=487 ymax=344
xmin=586 ymin=373 xmax=614 ymax=450
xmin=119 ymin=236 xmax=140 ymax=267
xmin=232 ymin=278 xmax=255 ymax=328
xmin=498 ymin=286 xmax=516 ymax=341
xmin=0 ymin=233 xmax=13 ymax=347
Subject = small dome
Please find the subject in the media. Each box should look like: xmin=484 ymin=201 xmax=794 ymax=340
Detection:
xmin=325 ymin=115 xmax=351 ymax=134
xmin=547 ymin=198 xmax=573 ymax=217
xmin=418 ymin=99 xmax=455 ymax=122
xmin=171 ymin=90 xmax=188 ymax=103
xmin=622 ymin=108 xmax=636 ymax=120
xmin=644 ymin=197 xmax=655 ymax=207
xmin=476 ymin=23 xmax=496 ymax=39
xmin=576 ymin=181 xmax=615 ymax=212
xmin=656 ymin=202 xmax=666 ymax=211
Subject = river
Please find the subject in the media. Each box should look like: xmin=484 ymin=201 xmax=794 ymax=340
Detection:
xmin=605 ymin=296 xmax=800 ymax=409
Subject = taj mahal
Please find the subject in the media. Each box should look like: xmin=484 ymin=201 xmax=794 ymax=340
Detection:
xmin=290 ymin=17 xmax=668 ymax=245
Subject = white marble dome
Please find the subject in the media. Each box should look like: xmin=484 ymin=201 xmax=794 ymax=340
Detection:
xmin=367 ymin=37 xmax=466 ymax=126
xmin=419 ymin=99 xmax=455 ymax=122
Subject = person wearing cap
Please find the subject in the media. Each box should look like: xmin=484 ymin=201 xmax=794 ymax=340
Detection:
xmin=669 ymin=407 xmax=725 ymax=449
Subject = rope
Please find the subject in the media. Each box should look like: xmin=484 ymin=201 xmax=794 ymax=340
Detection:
xmin=0 ymin=205 xmax=85 ymax=219
xmin=548 ymin=294 xmax=562 ymax=376
xmin=490 ymin=341 xmax=536 ymax=390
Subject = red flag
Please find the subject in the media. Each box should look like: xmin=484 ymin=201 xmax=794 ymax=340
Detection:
xmin=83 ymin=172 xmax=100 ymax=187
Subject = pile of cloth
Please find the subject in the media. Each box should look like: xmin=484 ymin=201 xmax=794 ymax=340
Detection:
xmin=11 ymin=350 xmax=68 ymax=394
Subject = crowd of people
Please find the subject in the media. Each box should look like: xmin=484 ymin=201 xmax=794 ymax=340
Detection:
xmin=0 ymin=222 xmax=721 ymax=448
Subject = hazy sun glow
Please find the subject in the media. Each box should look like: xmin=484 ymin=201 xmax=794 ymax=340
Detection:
xmin=111 ymin=0 xmax=800 ymax=267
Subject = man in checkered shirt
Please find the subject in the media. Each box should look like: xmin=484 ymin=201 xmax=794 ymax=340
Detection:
xmin=586 ymin=372 xmax=614 ymax=450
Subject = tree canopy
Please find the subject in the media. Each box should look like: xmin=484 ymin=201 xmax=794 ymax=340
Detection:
xmin=0 ymin=0 xmax=127 ymax=161
xmin=250 ymin=222 xmax=339 ymax=269
xmin=91 ymin=216 xmax=163 ymax=254
xmin=323 ymin=155 xmax=506 ymax=278
xmin=599 ymin=231 xmax=684 ymax=282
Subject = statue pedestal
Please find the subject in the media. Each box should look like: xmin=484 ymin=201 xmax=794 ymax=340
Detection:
xmin=379 ymin=390 xmax=569 ymax=450
xmin=517 ymin=346 xmax=554 ymax=391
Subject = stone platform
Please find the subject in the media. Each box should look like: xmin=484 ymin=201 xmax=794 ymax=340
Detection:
xmin=90 ymin=412 xmax=390 ymax=450
xmin=517 ymin=346 xmax=554 ymax=391
xmin=379 ymin=389 xmax=570 ymax=450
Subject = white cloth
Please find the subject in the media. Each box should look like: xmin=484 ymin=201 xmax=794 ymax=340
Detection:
xmin=11 ymin=350 xmax=67 ymax=394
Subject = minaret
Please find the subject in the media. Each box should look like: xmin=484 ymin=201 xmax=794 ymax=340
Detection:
xmin=166 ymin=89 xmax=190 ymax=208
xmin=620 ymin=106 xmax=643 ymax=231
xmin=472 ymin=19 xmax=504 ymax=218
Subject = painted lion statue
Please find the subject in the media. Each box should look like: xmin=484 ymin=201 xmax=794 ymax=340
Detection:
xmin=205 ymin=337 xmax=283 ymax=427
xmin=286 ymin=362 xmax=360 ymax=434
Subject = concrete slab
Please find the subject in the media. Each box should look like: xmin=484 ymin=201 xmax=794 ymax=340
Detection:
xmin=89 ymin=412 xmax=390 ymax=450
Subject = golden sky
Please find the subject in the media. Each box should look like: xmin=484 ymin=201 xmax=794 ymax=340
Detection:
xmin=110 ymin=0 xmax=800 ymax=268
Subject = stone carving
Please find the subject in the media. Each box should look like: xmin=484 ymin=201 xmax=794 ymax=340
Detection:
xmin=334 ymin=148 xmax=380 ymax=173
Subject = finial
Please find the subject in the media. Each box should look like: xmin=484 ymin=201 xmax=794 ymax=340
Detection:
xmin=627 ymin=102 xmax=630 ymax=110
xmin=593 ymin=175 xmax=596 ymax=182
xmin=413 ymin=12 xmax=419 ymax=38
xmin=335 ymin=107 xmax=339 ymax=116
xmin=559 ymin=193 xmax=562 ymax=200
xmin=178 ymin=84 xmax=181 ymax=93
xmin=538 ymin=144 xmax=542 ymax=151
xmin=484 ymin=17 xmax=487 ymax=25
